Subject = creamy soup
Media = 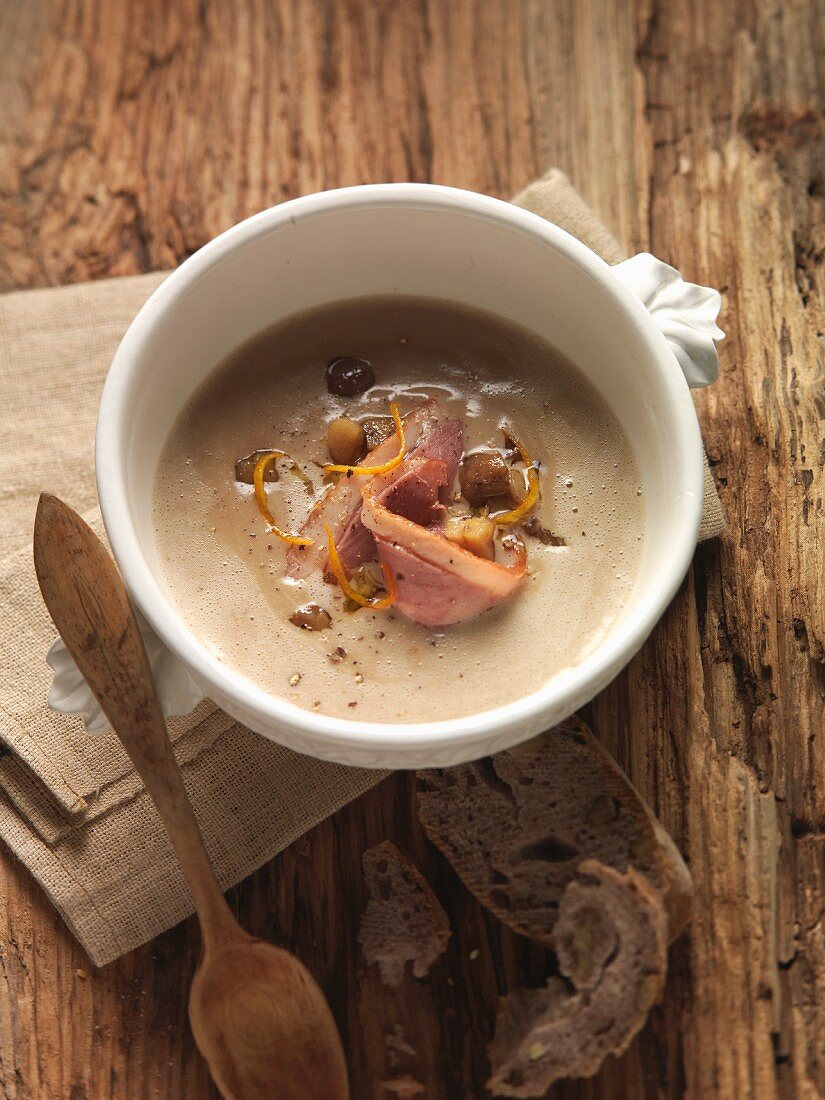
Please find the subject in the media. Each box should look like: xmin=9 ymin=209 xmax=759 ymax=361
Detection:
xmin=153 ymin=297 xmax=644 ymax=723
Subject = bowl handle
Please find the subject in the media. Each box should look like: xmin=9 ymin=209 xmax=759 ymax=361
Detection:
xmin=47 ymin=615 xmax=207 ymax=732
xmin=611 ymin=253 xmax=724 ymax=388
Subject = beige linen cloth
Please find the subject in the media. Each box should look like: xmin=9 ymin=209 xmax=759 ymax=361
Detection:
xmin=0 ymin=171 xmax=725 ymax=967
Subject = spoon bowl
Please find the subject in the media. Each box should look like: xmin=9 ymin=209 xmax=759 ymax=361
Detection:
xmin=190 ymin=936 xmax=348 ymax=1099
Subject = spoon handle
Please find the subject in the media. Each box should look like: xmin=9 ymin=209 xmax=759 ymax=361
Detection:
xmin=33 ymin=494 xmax=238 ymax=948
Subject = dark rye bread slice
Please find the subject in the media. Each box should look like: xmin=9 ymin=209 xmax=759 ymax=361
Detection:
xmin=417 ymin=716 xmax=691 ymax=944
xmin=358 ymin=841 xmax=451 ymax=987
xmin=487 ymin=861 xmax=668 ymax=1097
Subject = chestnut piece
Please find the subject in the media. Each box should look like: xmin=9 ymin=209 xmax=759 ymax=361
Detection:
xmin=234 ymin=450 xmax=280 ymax=484
xmin=325 ymin=357 xmax=375 ymax=396
xmin=360 ymin=414 xmax=396 ymax=450
xmin=327 ymin=418 xmax=366 ymax=465
xmin=289 ymin=603 xmax=332 ymax=631
xmin=459 ymin=451 xmax=513 ymax=506
xmin=444 ymin=515 xmax=497 ymax=561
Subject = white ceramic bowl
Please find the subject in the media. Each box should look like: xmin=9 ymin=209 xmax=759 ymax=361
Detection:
xmin=94 ymin=184 xmax=720 ymax=768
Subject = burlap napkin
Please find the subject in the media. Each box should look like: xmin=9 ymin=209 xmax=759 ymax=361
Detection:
xmin=0 ymin=171 xmax=724 ymax=967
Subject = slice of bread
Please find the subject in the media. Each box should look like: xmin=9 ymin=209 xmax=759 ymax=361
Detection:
xmin=487 ymin=861 xmax=668 ymax=1097
xmin=358 ymin=840 xmax=451 ymax=987
xmin=417 ymin=715 xmax=691 ymax=944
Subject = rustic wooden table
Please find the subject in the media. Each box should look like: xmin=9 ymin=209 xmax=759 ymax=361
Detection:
xmin=1 ymin=2 xmax=822 ymax=1097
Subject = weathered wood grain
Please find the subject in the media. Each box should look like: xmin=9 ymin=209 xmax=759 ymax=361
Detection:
xmin=0 ymin=0 xmax=822 ymax=1097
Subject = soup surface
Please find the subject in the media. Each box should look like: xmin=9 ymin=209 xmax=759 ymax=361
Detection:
xmin=153 ymin=296 xmax=644 ymax=722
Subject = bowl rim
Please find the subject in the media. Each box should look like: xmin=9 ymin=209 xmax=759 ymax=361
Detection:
xmin=96 ymin=182 xmax=703 ymax=758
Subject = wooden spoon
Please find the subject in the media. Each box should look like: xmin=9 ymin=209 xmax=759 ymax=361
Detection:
xmin=34 ymin=493 xmax=350 ymax=1100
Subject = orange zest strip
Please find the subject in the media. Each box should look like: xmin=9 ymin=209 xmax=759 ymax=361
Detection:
xmin=494 ymin=430 xmax=541 ymax=527
xmin=323 ymin=402 xmax=407 ymax=477
xmin=325 ymin=525 xmax=397 ymax=610
xmin=253 ymin=452 xmax=314 ymax=546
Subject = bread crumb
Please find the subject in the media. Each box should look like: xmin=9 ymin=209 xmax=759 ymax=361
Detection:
xmin=380 ymin=1074 xmax=423 ymax=1097
xmin=75 ymin=968 xmax=88 ymax=980
xmin=289 ymin=673 xmax=301 ymax=687
xmin=385 ymin=1024 xmax=416 ymax=1065
xmin=469 ymin=949 xmax=480 ymax=960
